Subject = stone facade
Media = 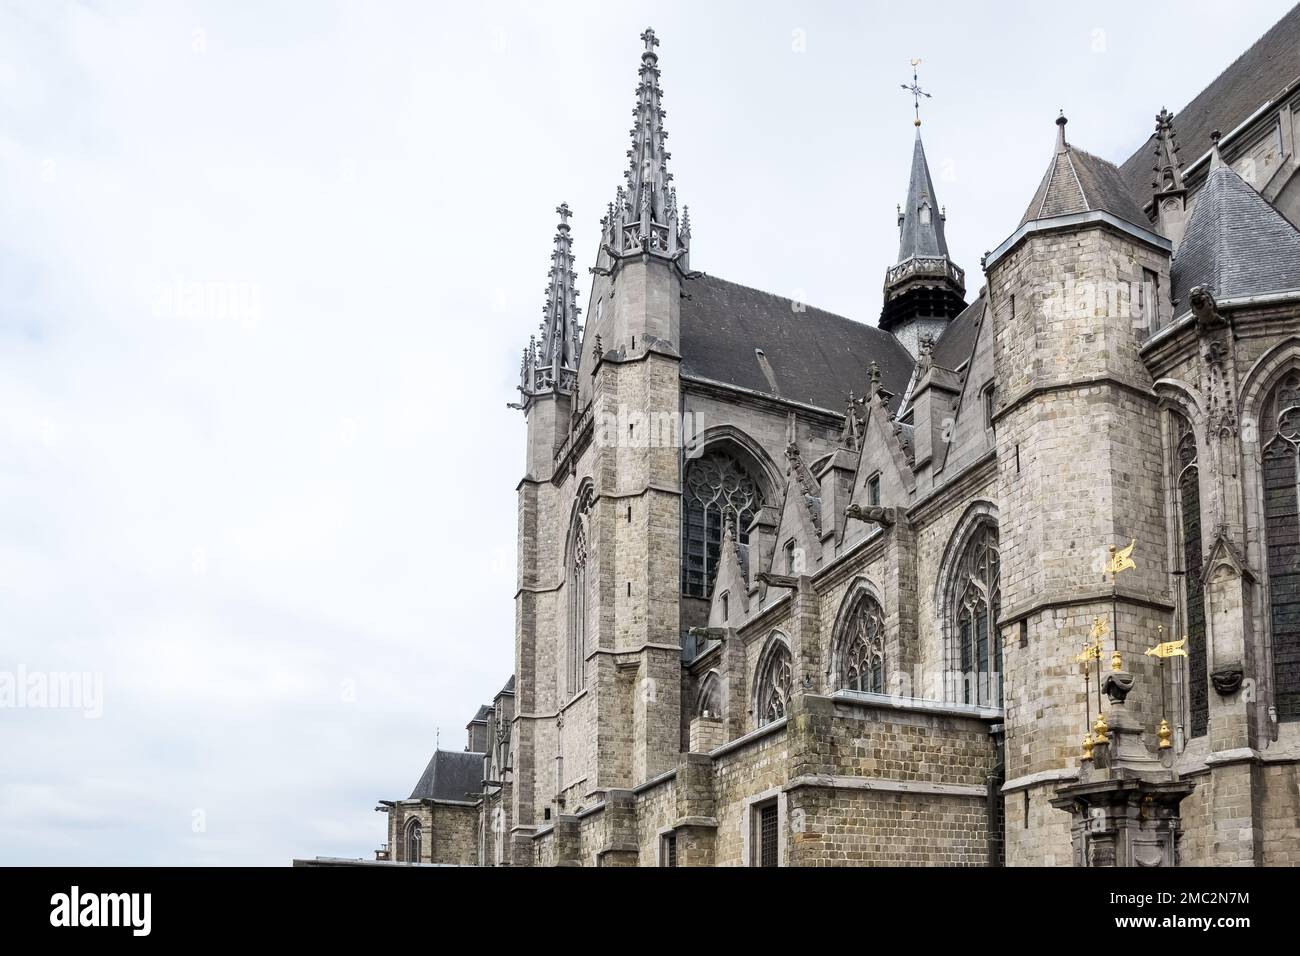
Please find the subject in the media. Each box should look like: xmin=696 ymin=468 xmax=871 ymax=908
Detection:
xmin=373 ymin=16 xmax=1300 ymax=866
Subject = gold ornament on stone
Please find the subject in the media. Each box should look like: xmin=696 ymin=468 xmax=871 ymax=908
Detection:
xmin=1093 ymin=712 xmax=1109 ymax=744
xmin=1157 ymin=718 xmax=1173 ymax=750
xmin=1105 ymin=539 xmax=1137 ymax=577
xmin=1081 ymin=732 xmax=1094 ymax=759
xmin=1145 ymin=637 xmax=1188 ymax=659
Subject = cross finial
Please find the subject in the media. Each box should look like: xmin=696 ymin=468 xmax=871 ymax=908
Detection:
xmin=900 ymin=58 xmax=930 ymax=127
xmin=640 ymin=27 xmax=659 ymax=54
xmin=556 ymin=202 xmax=572 ymax=227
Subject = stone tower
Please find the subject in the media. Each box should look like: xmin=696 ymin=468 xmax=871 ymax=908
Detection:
xmin=576 ymin=26 xmax=692 ymax=790
xmin=880 ymin=127 xmax=966 ymax=357
xmin=511 ymin=29 xmax=692 ymax=860
xmin=984 ymin=114 xmax=1175 ymax=865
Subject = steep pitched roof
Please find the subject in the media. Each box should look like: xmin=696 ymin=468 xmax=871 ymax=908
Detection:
xmin=1020 ymin=118 xmax=1147 ymax=228
xmin=1118 ymin=5 xmax=1300 ymax=203
xmin=1170 ymin=162 xmax=1300 ymax=307
xmin=468 ymin=704 xmax=493 ymax=724
xmin=896 ymin=130 xmax=950 ymax=261
xmin=680 ymin=274 xmax=915 ymax=413
xmin=409 ymin=749 xmax=483 ymax=802
xmin=931 ymin=293 xmax=985 ymax=370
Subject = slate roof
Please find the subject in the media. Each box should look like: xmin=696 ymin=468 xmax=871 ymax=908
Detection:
xmin=680 ymin=274 xmax=915 ymax=413
xmin=409 ymin=749 xmax=483 ymax=802
xmin=932 ymin=293 xmax=985 ymax=371
xmin=498 ymin=675 xmax=515 ymax=695
xmin=1118 ymin=4 xmax=1300 ymax=204
xmin=468 ymin=704 xmax=493 ymax=724
xmin=1020 ymin=127 xmax=1148 ymax=229
xmin=1170 ymin=162 xmax=1300 ymax=308
xmin=896 ymin=130 xmax=950 ymax=261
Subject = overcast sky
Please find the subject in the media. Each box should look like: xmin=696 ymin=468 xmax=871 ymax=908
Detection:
xmin=0 ymin=0 xmax=1292 ymax=865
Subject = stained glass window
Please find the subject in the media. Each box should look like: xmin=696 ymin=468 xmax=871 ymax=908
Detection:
xmin=682 ymin=452 xmax=760 ymax=598
xmin=1174 ymin=415 xmax=1208 ymax=737
xmin=754 ymin=637 xmax=792 ymax=726
xmin=836 ymin=591 xmax=886 ymax=693
xmin=952 ymin=525 xmax=1001 ymax=706
xmin=567 ymin=491 xmax=592 ymax=698
xmin=405 ymin=820 xmax=422 ymax=863
xmin=1262 ymin=373 xmax=1300 ymax=721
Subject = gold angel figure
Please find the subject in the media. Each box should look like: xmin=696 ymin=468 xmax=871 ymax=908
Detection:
xmin=1105 ymin=539 xmax=1137 ymax=577
xmin=1089 ymin=616 xmax=1109 ymax=642
xmin=1145 ymin=637 xmax=1188 ymax=659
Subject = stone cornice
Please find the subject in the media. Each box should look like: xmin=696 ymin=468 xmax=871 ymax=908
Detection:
xmin=985 ymin=209 xmax=1171 ymax=271
xmin=992 ymin=374 xmax=1158 ymax=427
xmin=998 ymin=583 xmax=1174 ymax=628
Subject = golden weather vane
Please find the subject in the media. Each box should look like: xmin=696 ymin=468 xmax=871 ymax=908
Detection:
xmin=1145 ymin=625 xmax=1184 ymax=750
xmin=1105 ymin=539 xmax=1137 ymax=577
xmin=1145 ymin=637 xmax=1188 ymax=660
xmin=900 ymin=58 xmax=931 ymax=127
xmin=1103 ymin=539 xmax=1137 ymax=671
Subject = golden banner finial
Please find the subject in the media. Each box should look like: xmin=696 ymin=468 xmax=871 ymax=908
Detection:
xmin=1145 ymin=637 xmax=1188 ymax=659
xmin=1105 ymin=539 xmax=1137 ymax=577
xmin=1089 ymin=616 xmax=1109 ymax=642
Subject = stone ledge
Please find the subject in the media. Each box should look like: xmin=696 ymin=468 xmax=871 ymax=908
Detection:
xmin=828 ymin=689 xmax=1003 ymax=722
xmin=672 ymin=816 xmax=718 ymax=829
xmin=784 ymin=773 xmax=987 ymax=799
xmin=707 ymin=717 xmax=787 ymax=759
xmin=1001 ymin=768 xmax=1079 ymax=794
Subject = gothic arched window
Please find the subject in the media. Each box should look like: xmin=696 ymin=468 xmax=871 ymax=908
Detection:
xmin=1261 ymin=372 xmax=1300 ymax=721
xmin=754 ymin=635 xmax=792 ymax=726
xmin=405 ymin=819 xmax=422 ymax=863
xmin=1173 ymin=414 xmax=1208 ymax=737
xmin=834 ymin=589 xmax=886 ymax=693
xmin=696 ymin=670 xmax=722 ymax=719
xmin=683 ymin=451 xmax=760 ymax=598
xmin=950 ymin=524 xmax=1001 ymax=706
xmin=566 ymin=489 xmax=593 ymax=699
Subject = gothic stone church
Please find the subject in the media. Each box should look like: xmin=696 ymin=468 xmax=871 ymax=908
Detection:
xmin=378 ymin=8 xmax=1300 ymax=867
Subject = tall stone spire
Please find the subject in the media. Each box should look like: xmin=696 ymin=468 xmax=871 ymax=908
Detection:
xmin=1151 ymin=108 xmax=1189 ymax=248
xmin=880 ymin=94 xmax=966 ymax=358
xmin=600 ymin=28 xmax=690 ymax=273
xmin=896 ymin=130 xmax=951 ymax=262
xmin=519 ymin=203 xmax=582 ymax=403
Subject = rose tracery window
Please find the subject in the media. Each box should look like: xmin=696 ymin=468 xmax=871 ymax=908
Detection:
xmin=754 ymin=637 xmax=792 ymax=726
xmin=835 ymin=590 xmax=886 ymax=693
xmin=951 ymin=524 xmax=1001 ymax=707
xmin=683 ymin=452 xmax=760 ymax=598
xmin=1261 ymin=373 xmax=1300 ymax=721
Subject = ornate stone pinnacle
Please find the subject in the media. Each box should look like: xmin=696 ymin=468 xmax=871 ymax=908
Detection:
xmin=603 ymin=28 xmax=690 ymax=269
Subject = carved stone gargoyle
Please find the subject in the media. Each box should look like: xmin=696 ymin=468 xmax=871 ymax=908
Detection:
xmin=687 ymin=626 xmax=728 ymax=642
xmin=844 ymin=504 xmax=896 ymax=527
xmin=1189 ymin=285 xmax=1229 ymax=334
xmin=756 ymin=571 xmax=800 ymax=590
xmin=1210 ymin=664 xmax=1245 ymax=696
